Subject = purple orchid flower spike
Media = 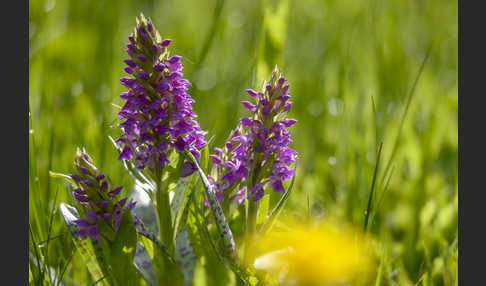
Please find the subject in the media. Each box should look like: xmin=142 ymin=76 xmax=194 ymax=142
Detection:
xmin=209 ymin=66 xmax=297 ymax=204
xmin=68 ymin=148 xmax=139 ymax=244
xmin=116 ymin=14 xmax=206 ymax=172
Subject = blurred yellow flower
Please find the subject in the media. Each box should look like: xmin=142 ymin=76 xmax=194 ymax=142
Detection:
xmin=252 ymin=219 xmax=377 ymax=286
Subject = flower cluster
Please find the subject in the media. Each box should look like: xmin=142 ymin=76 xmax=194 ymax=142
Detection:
xmin=207 ymin=127 xmax=250 ymax=204
xmin=209 ymin=67 xmax=297 ymax=202
xmin=68 ymin=148 xmax=136 ymax=244
xmin=116 ymin=14 xmax=206 ymax=170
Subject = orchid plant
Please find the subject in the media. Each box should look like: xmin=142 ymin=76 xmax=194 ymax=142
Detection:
xmin=55 ymin=13 xmax=297 ymax=286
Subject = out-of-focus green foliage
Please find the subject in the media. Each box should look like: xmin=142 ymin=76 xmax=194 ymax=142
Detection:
xmin=29 ymin=0 xmax=457 ymax=285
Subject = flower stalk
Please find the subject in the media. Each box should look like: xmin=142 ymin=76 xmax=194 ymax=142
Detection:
xmin=154 ymin=166 xmax=174 ymax=253
xmin=116 ymin=13 xmax=207 ymax=255
xmin=67 ymin=148 xmax=137 ymax=245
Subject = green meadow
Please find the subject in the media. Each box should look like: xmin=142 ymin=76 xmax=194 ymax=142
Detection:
xmin=29 ymin=0 xmax=457 ymax=285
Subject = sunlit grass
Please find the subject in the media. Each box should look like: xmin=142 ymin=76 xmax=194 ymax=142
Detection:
xmin=29 ymin=0 xmax=457 ymax=285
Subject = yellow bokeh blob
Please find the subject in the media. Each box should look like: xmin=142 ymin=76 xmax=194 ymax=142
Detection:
xmin=252 ymin=219 xmax=377 ymax=286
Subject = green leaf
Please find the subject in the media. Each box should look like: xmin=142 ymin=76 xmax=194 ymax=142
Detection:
xmin=184 ymin=150 xmax=239 ymax=264
xmin=256 ymin=194 xmax=269 ymax=226
xmin=108 ymin=210 xmax=140 ymax=285
xmin=184 ymin=151 xmax=266 ymax=285
xmin=153 ymin=245 xmax=185 ymax=286
xmin=175 ymin=227 xmax=197 ymax=286
xmin=186 ymin=201 xmax=233 ymax=286
xmin=259 ymin=166 xmax=296 ymax=235
xmin=162 ymin=150 xmax=184 ymax=192
xmin=49 ymin=171 xmax=75 ymax=183
xmin=108 ymin=136 xmax=155 ymax=195
xmin=59 ymin=203 xmax=111 ymax=286
xmin=138 ymin=234 xmax=155 ymax=259
xmin=28 ymin=264 xmax=33 ymax=284
xmin=172 ymin=174 xmax=197 ymax=241
xmin=59 ymin=203 xmax=81 ymax=234
xmin=186 ymin=193 xmax=263 ymax=286
xmin=138 ymin=229 xmax=184 ymax=286
xmin=171 ymin=177 xmax=190 ymax=219
xmin=200 ymin=144 xmax=210 ymax=174
xmin=134 ymin=243 xmax=158 ymax=286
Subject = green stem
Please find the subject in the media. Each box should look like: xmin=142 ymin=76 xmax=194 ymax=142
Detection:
xmin=247 ymin=200 xmax=259 ymax=236
xmin=244 ymin=199 xmax=259 ymax=264
xmin=155 ymin=167 xmax=174 ymax=255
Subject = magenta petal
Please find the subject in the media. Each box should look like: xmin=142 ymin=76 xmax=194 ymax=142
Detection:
xmin=282 ymin=119 xmax=297 ymax=127
xmin=161 ymin=39 xmax=172 ymax=47
xmin=241 ymin=101 xmax=257 ymax=111
xmin=118 ymin=146 xmax=133 ymax=160
xmin=240 ymin=117 xmax=253 ymax=127
xmin=181 ymin=161 xmax=197 ymax=177
xmin=245 ymin=89 xmax=258 ymax=97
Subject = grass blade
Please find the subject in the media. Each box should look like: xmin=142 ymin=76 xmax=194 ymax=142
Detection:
xmin=380 ymin=45 xmax=432 ymax=186
xmin=193 ymin=0 xmax=225 ymax=71
xmin=259 ymin=164 xmax=297 ymax=235
xmin=371 ymin=165 xmax=395 ymax=226
xmin=29 ymin=223 xmax=44 ymax=285
xmin=363 ymin=142 xmax=383 ymax=232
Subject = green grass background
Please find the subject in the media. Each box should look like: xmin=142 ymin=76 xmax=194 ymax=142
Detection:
xmin=29 ymin=0 xmax=457 ymax=285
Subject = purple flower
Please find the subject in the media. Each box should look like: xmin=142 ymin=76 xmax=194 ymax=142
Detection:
xmin=110 ymin=186 xmax=123 ymax=196
xmin=118 ymin=198 xmax=128 ymax=208
xmin=80 ymin=179 xmax=92 ymax=187
xmin=138 ymin=71 xmax=150 ymax=81
xmin=240 ymin=117 xmax=253 ymax=127
xmin=161 ymin=39 xmax=172 ymax=47
xmin=248 ymin=183 xmax=264 ymax=201
xmin=137 ymin=53 xmax=147 ymax=62
xmin=124 ymin=59 xmax=137 ymax=68
xmin=100 ymin=180 xmax=108 ymax=191
xmin=116 ymin=14 xmax=207 ymax=170
xmin=72 ymin=191 xmax=89 ymax=203
xmin=69 ymin=174 xmax=81 ymax=182
xmin=75 ymin=218 xmax=101 ymax=244
xmin=118 ymin=146 xmax=133 ymax=160
xmin=68 ymin=148 xmax=138 ymax=245
xmin=99 ymin=200 xmax=109 ymax=209
xmin=270 ymin=179 xmax=285 ymax=193
xmin=245 ymin=89 xmax=259 ymax=97
xmin=154 ymin=63 xmax=165 ymax=72
xmin=101 ymin=213 xmax=111 ymax=221
xmin=181 ymin=161 xmax=197 ymax=177
xmin=78 ymin=165 xmax=91 ymax=175
xmin=232 ymin=187 xmax=246 ymax=204
xmin=209 ymin=67 xmax=297 ymax=203
xmin=241 ymin=101 xmax=257 ymax=111
xmin=209 ymin=155 xmax=223 ymax=165
xmin=282 ymin=118 xmax=297 ymax=127
xmin=151 ymin=44 xmax=159 ymax=54
xmin=124 ymin=66 xmax=134 ymax=74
